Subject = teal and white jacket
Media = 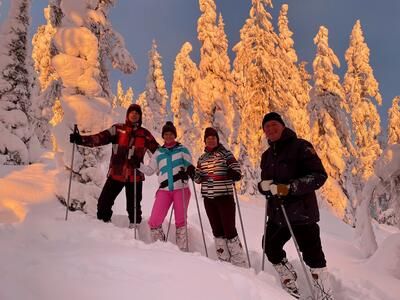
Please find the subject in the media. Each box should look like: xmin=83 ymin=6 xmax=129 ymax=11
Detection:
xmin=139 ymin=143 xmax=193 ymax=191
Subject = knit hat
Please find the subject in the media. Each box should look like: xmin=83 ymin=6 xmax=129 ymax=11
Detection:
xmin=162 ymin=121 xmax=177 ymax=137
xmin=262 ymin=112 xmax=285 ymax=128
xmin=126 ymin=104 xmax=142 ymax=126
xmin=204 ymin=127 xmax=219 ymax=143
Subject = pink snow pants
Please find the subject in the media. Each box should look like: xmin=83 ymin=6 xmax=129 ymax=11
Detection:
xmin=148 ymin=188 xmax=191 ymax=229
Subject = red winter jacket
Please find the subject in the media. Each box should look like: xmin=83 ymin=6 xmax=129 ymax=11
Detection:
xmin=77 ymin=106 xmax=159 ymax=182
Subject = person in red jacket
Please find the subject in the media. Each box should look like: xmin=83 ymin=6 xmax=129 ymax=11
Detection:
xmin=70 ymin=104 xmax=159 ymax=227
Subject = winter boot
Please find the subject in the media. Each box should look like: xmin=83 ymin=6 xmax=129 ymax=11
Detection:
xmin=273 ymin=258 xmax=300 ymax=299
xmin=176 ymin=226 xmax=188 ymax=252
xmin=214 ymin=237 xmax=231 ymax=262
xmin=226 ymin=236 xmax=247 ymax=268
xmin=150 ymin=226 xmax=166 ymax=242
xmin=310 ymin=267 xmax=335 ymax=300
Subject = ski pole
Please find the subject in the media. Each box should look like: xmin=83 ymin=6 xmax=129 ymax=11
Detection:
xmin=233 ymin=184 xmax=251 ymax=268
xmin=133 ymin=168 xmax=138 ymax=239
xmin=261 ymin=198 xmax=269 ymax=271
xmin=191 ymin=179 xmax=208 ymax=257
xmin=65 ymin=124 xmax=78 ymax=221
xmin=166 ymin=206 xmax=174 ymax=241
xmin=180 ymin=167 xmax=189 ymax=251
xmin=280 ymin=202 xmax=315 ymax=300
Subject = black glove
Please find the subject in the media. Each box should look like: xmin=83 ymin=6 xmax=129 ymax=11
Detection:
xmin=178 ymin=168 xmax=189 ymax=181
xmin=186 ymin=165 xmax=195 ymax=180
xmin=131 ymin=156 xmax=140 ymax=169
xmin=69 ymin=132 xmax=82 ymax=144
xmin=227 ymin=168 xmax=242 ymax=182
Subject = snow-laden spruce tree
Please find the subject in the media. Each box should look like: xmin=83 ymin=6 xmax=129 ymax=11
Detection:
xmin=32 ymin=4 xmax=62 ymax=149
xmin=369 ymin=144 xmax=400 ymax=228
xmin=52 ymin=0 xmax=136 ymax=214
xmin=0 ymin=0 xmax=41 ymax=165
xmin=276 ymin=4 xmax=310 ymax=140
xmin=309 ymin=26 xmax=354 ymax=220
xmin=138 ymin=40 xmax=168 ymax=135
xmin=113 ymin=80 xmax=133 ymax=109
xmin=344 ymin=20 xmax=382 ymax=191
xmin=388 ymin=96 xmax=400 ymax=145
xmin=170 ymin=42 xmax=200 ymax=155
xmin=194 ymin=0 xmax=237 ymax=159
xmin=232 ymin=0 xmax=279 ymax=193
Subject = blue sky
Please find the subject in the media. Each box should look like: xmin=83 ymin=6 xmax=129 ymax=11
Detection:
xmin=1 ymin=0 xmax=399 ymax=129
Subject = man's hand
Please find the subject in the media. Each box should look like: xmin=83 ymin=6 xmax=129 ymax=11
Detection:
xmin=270 ymin=184 xmax=290 ymax=197
xmin=258 ymin=181 xmax=290 ymax=197
xmin=258 ymin=180 xmax=273 ymax=195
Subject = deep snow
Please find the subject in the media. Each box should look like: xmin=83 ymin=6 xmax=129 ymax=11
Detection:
xmin=0 ymin=152 xmax=399 ymax=300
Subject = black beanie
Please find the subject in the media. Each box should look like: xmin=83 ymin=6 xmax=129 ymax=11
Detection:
xmin=204 ymin=127 xmax=219 ymax=143
xmin=162 ymin=121 xmax=177 ymax=137
xmin=262 ymin=112 xmax=285 ymax=128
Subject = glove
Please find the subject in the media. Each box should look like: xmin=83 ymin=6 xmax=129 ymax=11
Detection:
xmin=258 ymin=180 xmax=273 ymax=195
xmin=227 ymin=168 xmax=242 ymax=182
xmin=270 ymin=184 xmax=290 ymax=197
xmin=186 ymin=165 xmax=195 ymax=180
xmin=178 ymin=167 xmax=189 ymax=181
xmin=130 ymin=156 xmax=140 ymax=169
xmin=69 ymin=132 xmax=82 ymax=144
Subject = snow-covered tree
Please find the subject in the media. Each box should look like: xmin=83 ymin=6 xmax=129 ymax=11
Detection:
xmin=194 ymin=0 xmax=236 ymax=158
xmin=0 ymin=0 xmax=41 ymax=164
xmin=52 ymin=0 xmax=136 ymax=214
xmin=232 ymin=0 xmax=280 ymax=193
xmin=276 ymin=3 xmax=310 ymax=140
xmin=113 ymin=80 xmax=133 ymax=109
xmin=344 ymin=20 xmax=382 ymax=187
xmin=388 ymin=96 xmax=400 ymax=145
xmin=309 ymin=26 xmax=353 ymax=220
xmin=369 ymin=144 xmax=400 ymax=228
xmin=170 ymin=42 xmax=200 ymax=153
xmin=32 ymin=4 xmax=62 ymax=148
xmin=138 ymin=40 xmax=168 ymax=134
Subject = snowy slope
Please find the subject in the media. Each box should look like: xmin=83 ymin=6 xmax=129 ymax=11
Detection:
xmin=0 ymin=153 xmax=399 ymax=300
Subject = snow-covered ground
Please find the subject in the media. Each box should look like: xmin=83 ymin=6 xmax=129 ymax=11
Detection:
xmin=0 ymin=152 xmax=399 ymax=300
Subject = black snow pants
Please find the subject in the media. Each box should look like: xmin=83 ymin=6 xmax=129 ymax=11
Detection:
xmin=97 ymin=177 xmax=143 ymax=224
xmin=264 ymin=221 xmax=327 ymax=268
xmin=204 ymin=195 xmax=238 ymax=240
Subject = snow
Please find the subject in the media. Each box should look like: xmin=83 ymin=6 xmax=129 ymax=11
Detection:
xmin=1 ymin=154 xmax=399 ymax=300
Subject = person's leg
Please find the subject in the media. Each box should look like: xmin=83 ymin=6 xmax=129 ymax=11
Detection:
xmin=97 ymin=178 xmax=124 ymax=222
xmin=294 ymin=223 xmax=334 ymax=299
xmin=204 ymin=197 xmax=229 ymax=260
xmin=172 ymin=188 xmax=191 ymax=251
xmin=125 ymin=181 xmax=143 ymax=224
xmin=203 ymin=197 xmax=224 ymax=238
xmin=293 ymin=223 xmax=326 ymax=268
xmin=172 ymin=187 xmax=190 ymax=228
xmin=148 ymin=190 xmax=173 ymax=229
xmin=215 ymin=195 xmax=237 ymax=240
xmin=215 ymin=195 xmax=246 ymax=267
xmin=265 ymin=222 xmax=299 ymax=297
xmin=264 ymin=222 xmax=291 ymax=264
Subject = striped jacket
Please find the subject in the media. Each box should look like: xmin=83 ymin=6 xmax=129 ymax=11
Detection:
xmin=194 ymin=144 xmax=242 ymax=198
xmin=78 ymin=123 xmax=159 ymax=182
xmin=140 ymin=143 xmax=193 ymax=191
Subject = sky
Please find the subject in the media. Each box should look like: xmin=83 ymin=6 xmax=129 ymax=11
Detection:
xmin=0 ymin=0 xmax=399 ymax=130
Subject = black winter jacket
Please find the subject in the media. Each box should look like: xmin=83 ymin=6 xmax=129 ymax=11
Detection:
xmin=260 ymin=128 xmax=327 ymax=226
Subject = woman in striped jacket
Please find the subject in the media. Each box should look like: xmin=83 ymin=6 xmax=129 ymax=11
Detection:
xmin=194 ymin=127 xmax=247 ymax=267
xmin=139 ymin=122 xmax=195 ymax=251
